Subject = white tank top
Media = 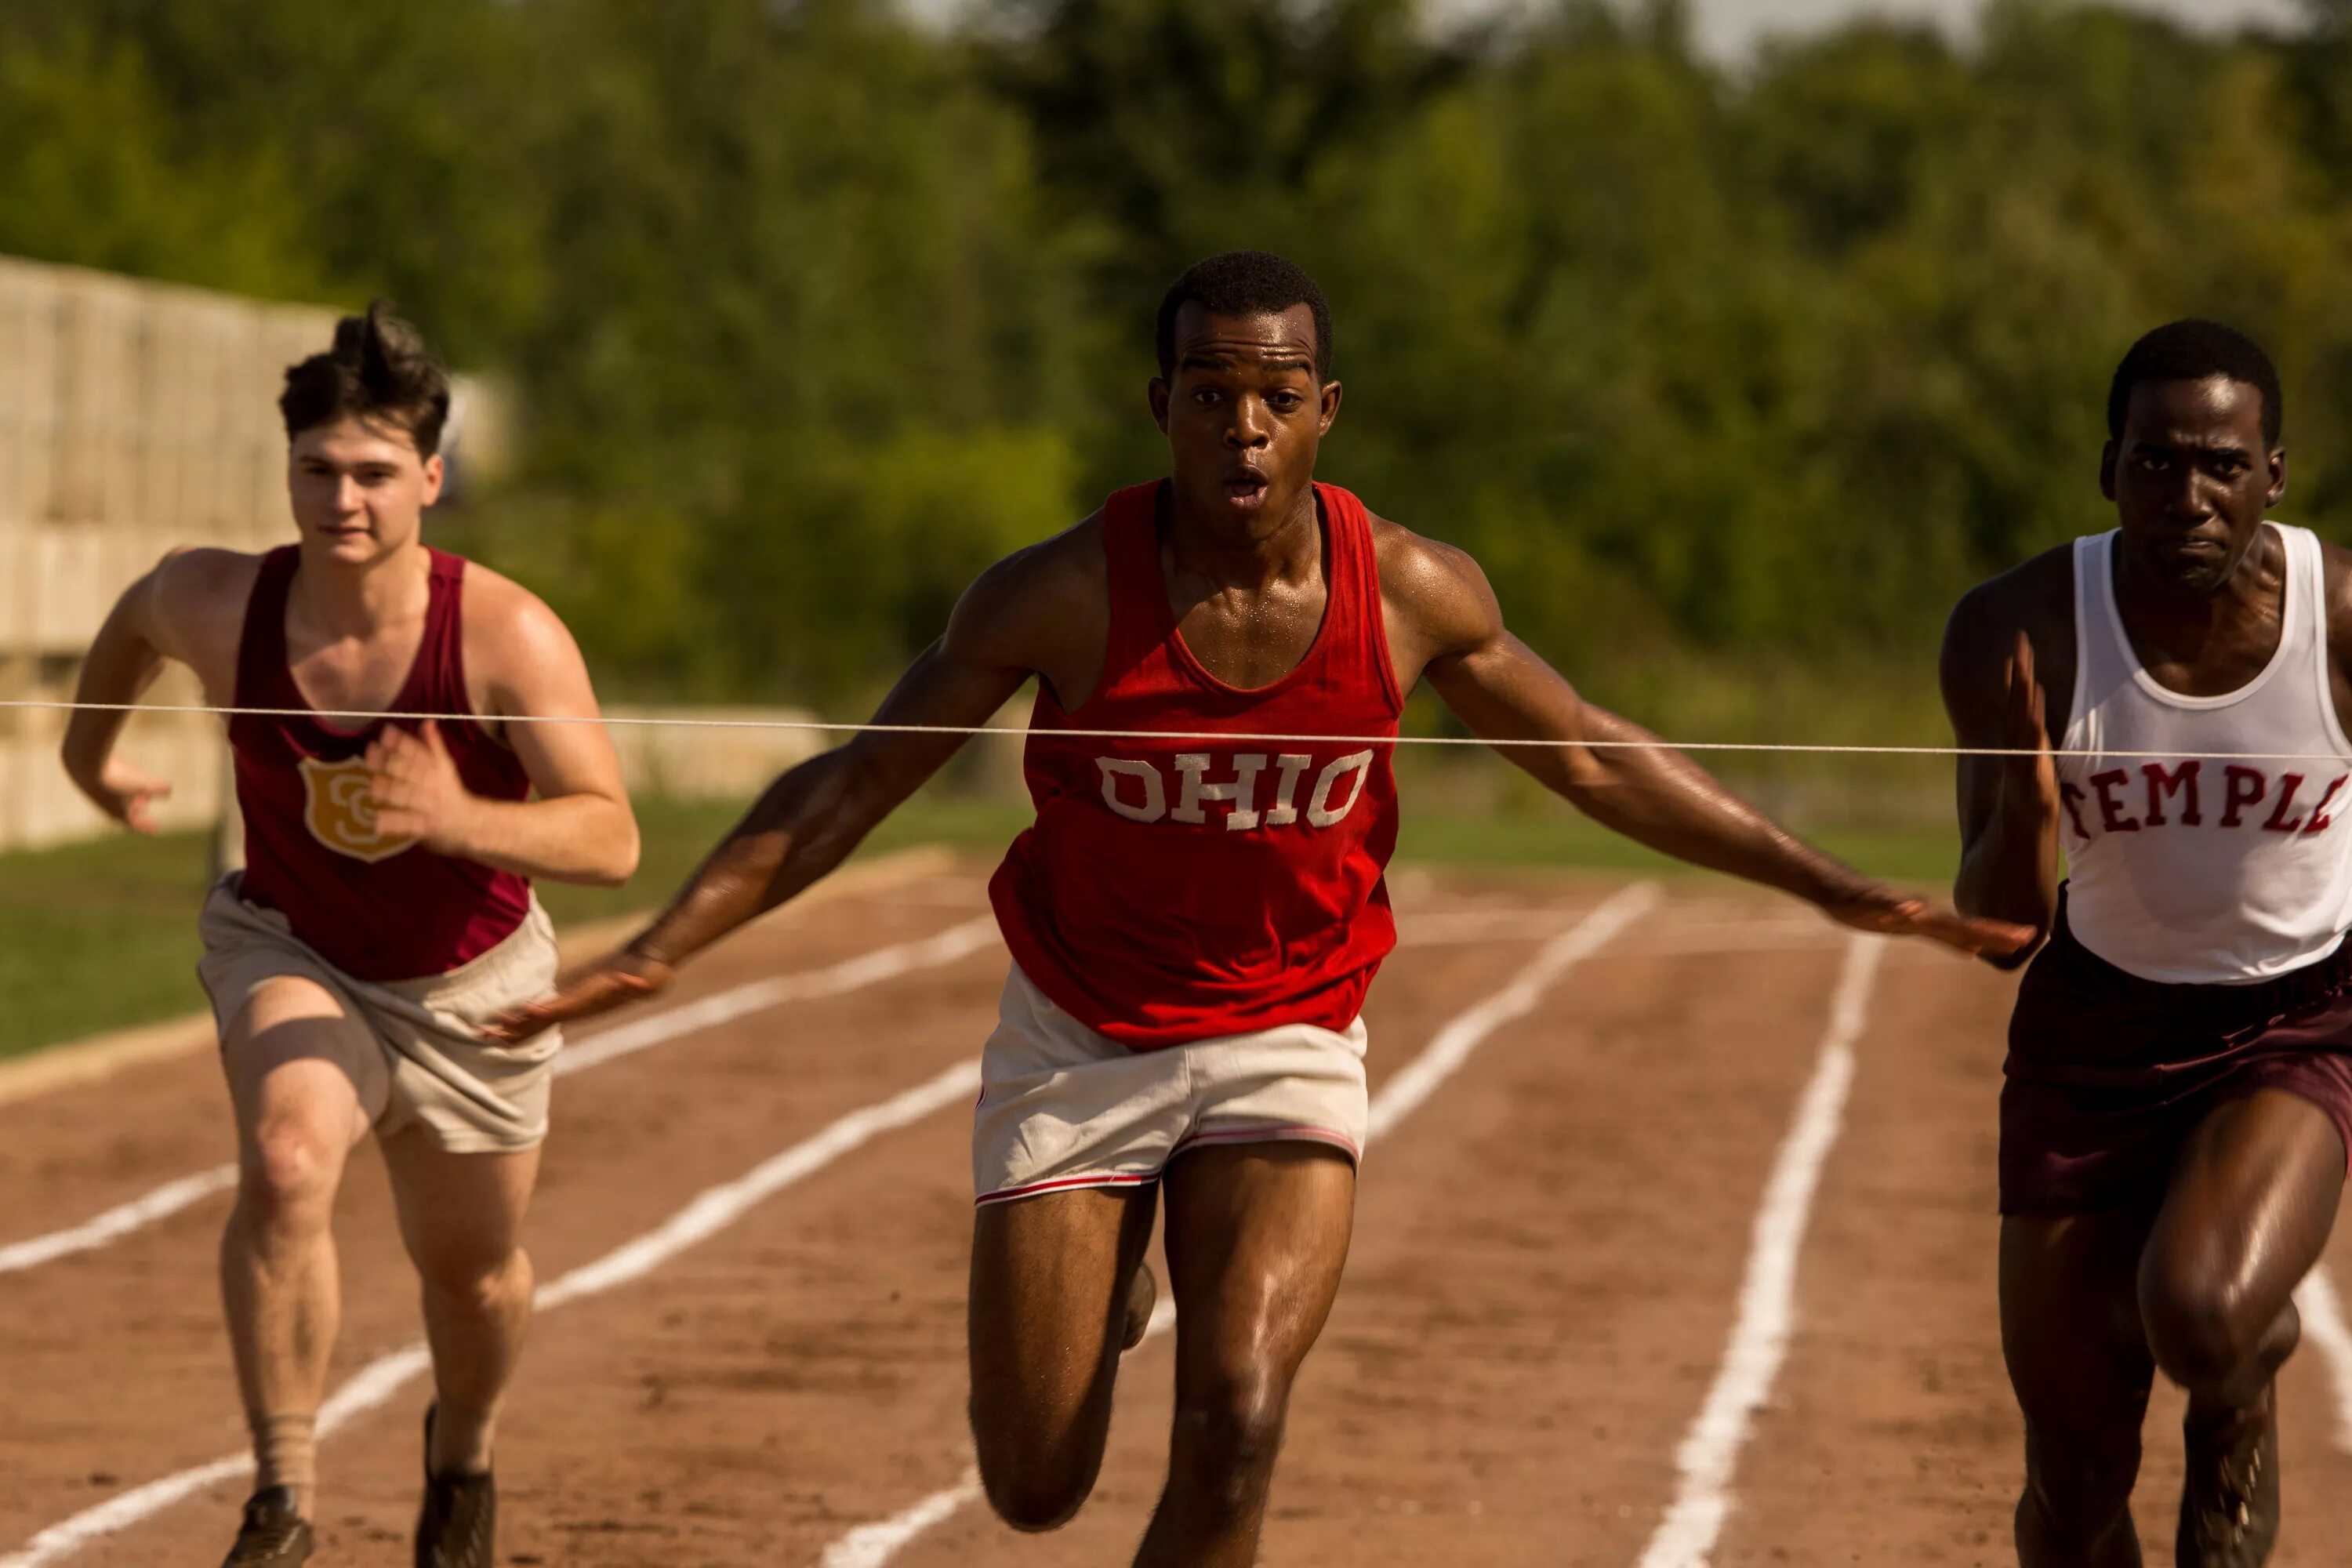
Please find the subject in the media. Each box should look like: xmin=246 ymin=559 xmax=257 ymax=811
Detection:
xmin=2059 ymin=523 xmax=2352 ymax=984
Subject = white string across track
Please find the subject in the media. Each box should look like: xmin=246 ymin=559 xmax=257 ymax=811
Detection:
xmin=9 ymin=696 xmax=2352 ymax=764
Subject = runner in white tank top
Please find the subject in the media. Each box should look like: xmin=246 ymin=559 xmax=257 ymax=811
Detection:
xmin=1943 ymin=320 xmax=2352 ymax=1563
xmin=2058 ymin=521 xmax=2352 ymax=984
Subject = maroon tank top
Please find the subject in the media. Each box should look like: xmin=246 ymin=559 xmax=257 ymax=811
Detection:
xmin=228 ymin=546 xmax=534 ymax=982
xmin=989 ymin=481 xmax=1405 ymax=1048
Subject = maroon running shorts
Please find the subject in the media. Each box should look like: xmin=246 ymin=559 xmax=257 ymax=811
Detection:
xmin=2002 ymin=896 xmax=2352 ymax=1215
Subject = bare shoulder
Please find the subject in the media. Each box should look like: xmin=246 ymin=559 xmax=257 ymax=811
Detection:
xmin=457 ymin=557 xmax=575 ymax=652
xmin=2315 ymin=534 xmax=2352 ymax=645
xmin=946 ymin=510 xmax=1109 ymax=666
xmin=1367 ymin=512 xmax=1501 ymax=653
xmin=1941 ymin=543 xmax=2076 ymax=735
xmin=969 ymin=511 xmax=1106 ymax=605
xmin=453 ymin=557 xmax=594 ymax=716
xmin=1944 ymin=543 xmax=2074 ymax=662
xmin=149 ymin=545 xmax=262 ymax=609
xmin=144 ymin=546 xmax=262 ymax=662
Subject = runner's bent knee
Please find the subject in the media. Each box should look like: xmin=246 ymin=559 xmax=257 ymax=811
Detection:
xmin=2136 ymin=1256 xmax=2294 ymax=1395
xmin=978 ymin=1449 xmax=1095 ymax=1534
xmin=2136 ymin=1199 xmax=2307 ymax=1394
xmin=416 ymin=1242 xmax=531 ymax=1314
xmin=241 ymin=1119 xmax=346 ymax=1218
xmin=234 ymin=1077 xmax=360 ymax=1232
xmin=1171 ymin=1366 xmax=1289 ymax=1486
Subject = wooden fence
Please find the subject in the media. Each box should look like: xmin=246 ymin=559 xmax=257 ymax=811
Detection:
xmin=0 ymin=255 xmax=336 ymax=849
xmin=0 ymin=256 xmax=864 ymax=856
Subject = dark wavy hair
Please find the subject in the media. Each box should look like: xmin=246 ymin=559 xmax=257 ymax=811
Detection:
xmin=278 ymin=299 xmax=452 ymax=456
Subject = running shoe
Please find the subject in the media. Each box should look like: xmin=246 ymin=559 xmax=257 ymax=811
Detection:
xmin=414 ymin=1405 xmax=496 ymax=1568
xmin=2178 ymin=1384 xmax=2281 ymax=1568
xmin=220 ymin=1486 xmax=313 ymax=1566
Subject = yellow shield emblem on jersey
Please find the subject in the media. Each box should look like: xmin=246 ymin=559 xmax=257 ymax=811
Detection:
xmin=299 ymin=756 xmax=419 ymax=863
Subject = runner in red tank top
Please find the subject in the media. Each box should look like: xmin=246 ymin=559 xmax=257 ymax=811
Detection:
xmin=991 ymin=477 xmax=1403 ymax=1046
xmin=502 ymin=252 xmax=2029 ymax=1564
xmin=60 ymin=304 xmax=637 ymax=1568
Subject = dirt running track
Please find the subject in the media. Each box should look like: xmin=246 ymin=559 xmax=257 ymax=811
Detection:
xmin=10 ymin=859 xmax=2352 ymax=1566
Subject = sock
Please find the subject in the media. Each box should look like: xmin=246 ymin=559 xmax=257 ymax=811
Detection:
xmin=249 ymin=1411 xmax=317 ymax=1518
xmin=429 ymin=1398 xmax=498 ymax=1477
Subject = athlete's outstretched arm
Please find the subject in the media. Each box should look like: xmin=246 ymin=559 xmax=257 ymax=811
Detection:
xmin=1403 ymin=535 xmax=2031 ymax=957
xmin=1940 ymin=588 xmax=2062 ymax=965
xmin=60 ymin=549 xmax=249 ymax=832
xmin=485 ymin=551 xmax=1047 ymax=1040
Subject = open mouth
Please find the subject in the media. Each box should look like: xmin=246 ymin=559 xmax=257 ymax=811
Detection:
xmin=1223 ymin=473 xmax=1270 ymax=510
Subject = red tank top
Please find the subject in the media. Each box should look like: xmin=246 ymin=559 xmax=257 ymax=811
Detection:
xmin=228 ymin=546 xmax=534 ymax=982
xmin=989 ymin=481 xmax=1405 ymax=1048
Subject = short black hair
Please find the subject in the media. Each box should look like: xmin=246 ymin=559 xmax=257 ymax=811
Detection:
xmin=1156 ymin=251 xmax=1334 ymax=381
xmin=279 ymin=299 xmax=452 ymax=456
xmin=2107 ymin=319 xmax=2283 ymax=448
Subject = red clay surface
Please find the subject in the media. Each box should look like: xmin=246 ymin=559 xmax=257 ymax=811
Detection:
xmin=9 ymin=860 xmax=2352 ymax=1566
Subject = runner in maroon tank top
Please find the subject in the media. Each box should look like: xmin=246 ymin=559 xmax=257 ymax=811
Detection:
xmin=230 ymin=541 xmax=539 ymax=981
xmin=497 ymin=252 xmax=2029 ymax=1565
xmin=60 ymin=304 xmax=637 ymax=1568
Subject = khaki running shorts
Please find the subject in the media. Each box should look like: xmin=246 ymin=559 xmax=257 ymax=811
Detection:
xmin=197 ymin=874 xmax=563 ymax=1154
xmin=973 ymin=963 xmax=1368 ymax=1207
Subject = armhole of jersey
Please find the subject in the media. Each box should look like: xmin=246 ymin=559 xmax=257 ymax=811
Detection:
xmin=437 ymin=552 xmax=492 ymax=734
xmin=2299 ymin=526 xmax=2352 ymax=760
xmin=2060 ymin=534 xmax=2097 ymax=759
xmin=1330 ymin=486 xmax=1406 ymax=717
xmin=229 ymin=546 xmax=292 ymax=712
xmin=1066 ymin=488 xmax=1156 ymax=719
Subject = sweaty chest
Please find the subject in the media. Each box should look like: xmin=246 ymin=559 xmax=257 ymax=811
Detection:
xmin=2131 ymin=624 xmax=2281 ymax=703
xmin=1171 ymin=579 xmax=1329 ymax=691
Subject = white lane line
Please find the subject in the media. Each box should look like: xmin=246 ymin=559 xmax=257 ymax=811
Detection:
xmin=820 ymin=1470 xmax=985 ymax=1568
xmin=1370 ymin=883 xmax=1661 ymax=1140
xmin=1621 ymin=931 xmax=1846 ymax=957
xmin=0 ymin=1058 xmax=987 ymax=1568
xmin=0 ymin=1167 xmax=241 ymax=1276
xmin=1635 ymin=935 xmax=1884 ymax=1568
xmin=0 ymin=917 xmax=999 ymax=1279
xmin=815 ymin=880 xmax=1664 ymax=1567
xmin=2293 ymin=1266 xmax=2352 ymax=1451
xmin=1399 ymin=913 xmax=1838 ymax=955
xmin=1398 ymin=909 xmax=1587 ymax=942
xmin=554 ymin=916 xmax=998 ymax=1076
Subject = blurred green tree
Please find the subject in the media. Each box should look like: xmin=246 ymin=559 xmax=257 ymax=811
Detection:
xmin=2 ymin=0 xmax=2345 ymax=742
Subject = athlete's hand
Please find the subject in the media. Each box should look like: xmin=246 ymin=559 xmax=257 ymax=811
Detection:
xmin=2001 ymin=629 xmax=2062 ymax=833
xmin=1819 ymin=878 xmax=2037 ymax=959
xmin=482 ymin=946 xmax=674 ymax=1044
xmin=365 ymin=720 xmax=479 ymax=853
xmin=77 ymin=757 xmax=173 ymax=833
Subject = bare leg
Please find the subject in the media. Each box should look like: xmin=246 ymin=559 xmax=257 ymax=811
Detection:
xmin=2138 ymin=1090 xmax=2344 ymax=1566
xmin=2140 ymin=1091 xmax=2343 ymax=1405
xmin=2002 ymin=1208 xmax=2156 ymax=1568
xmin=968 ymin=1185 xmax=1160 ymax=1530
xmin=219 ymin=978 xmax=376 ymax=1518
xmin=1136 ymin=1143 xmax=1356 ymax=1568
xmin=379 ymin=1130 xmax=543 ymax=1476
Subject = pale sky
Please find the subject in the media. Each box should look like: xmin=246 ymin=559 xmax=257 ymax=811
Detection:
xmin=1468 ymin=0 xmax=2311 ymax=61
xmin=908 ymin=0 xmax=2311 ymax=63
